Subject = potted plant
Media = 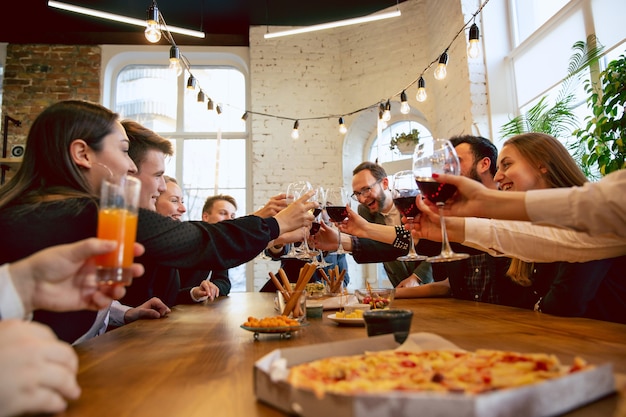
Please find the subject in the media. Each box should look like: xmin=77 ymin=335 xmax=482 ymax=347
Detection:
xmin=389 ymin=129 xmax=420 ymax=154
xmin=572 ymin=52 xmax=626 ymax=178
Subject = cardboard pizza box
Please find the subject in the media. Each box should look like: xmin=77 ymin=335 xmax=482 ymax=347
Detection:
xmin=254 ymin=332 xmax=615 ymax=417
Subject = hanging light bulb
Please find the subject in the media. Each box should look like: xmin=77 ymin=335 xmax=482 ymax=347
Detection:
xmin=197 ymin=90 xmax=205 ymax=104
xmin=291 ymin=120 xmax=300 ymax=139
xmin=382 ymin=100 xmax=391 ymax=122
xmin=144 ymin=2 xmax=162 ymax=43
xmin=378 ymin=110 xmax=387 ymax=129
xmin=216 ymin=104 xmax=222 ymax=115
xmin=169 ymin=46 xmax=183 ymax=77
xmin=467 ymin=23 xmax=480 ymax=59
xmin=400 ymin=90 xmax=410 ymax=114
xmin=434 ymin=51 xmax=448 ymax=80
xmin=186 ymin=75 xmax=196 ymax=91
xmin=241 ymin=112 xmax=249 ymax=121
xmin=416 ymin=77 xmax=427 ymax=102
xmin=207 ymin=98 xmax=214 ymax=111
xmin=338 ymin=117 xmax=347 ymax=134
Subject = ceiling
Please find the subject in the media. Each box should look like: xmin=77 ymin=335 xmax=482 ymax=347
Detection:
xmin=1 ymin=0 xmax=406 ymax=46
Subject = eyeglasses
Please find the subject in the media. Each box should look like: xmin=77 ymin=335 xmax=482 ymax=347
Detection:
xmin=350 ymin=179 xmax=382 ymax=201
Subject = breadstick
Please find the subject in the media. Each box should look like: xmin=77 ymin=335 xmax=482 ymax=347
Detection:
xmin=269 ymin=272 xmax=289 ymax=301
xmin=278 ymin=268 xmax=292 ymax=291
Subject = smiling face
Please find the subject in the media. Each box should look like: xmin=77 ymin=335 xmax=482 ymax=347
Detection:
xmin=495 ymin=144 xmax=549 ymax=192
xmin=155 ymin=181 xmax=186 ymax=221
xmin=202 ymin=199 xmax=237 ymax=223
xmin=80 ymin=121 xmax=138 ymax=192
xmin=133 ymin=149 xmax=167 ymax=211
xmin=351 ymin=169 xmax=389 ymax=214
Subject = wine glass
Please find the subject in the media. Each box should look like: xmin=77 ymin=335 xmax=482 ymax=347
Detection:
xmin=325 ymin=186 xmax=349 ymax=255
xmin=282 ymin=181 xmax=312 ymax=259
xmin=391 ymin=170 xmax=427 ymax=262
xmin=413 ymin=138 xmax=470 ymax=262
xmin=309 ymin=186 xmax=331 ymax=267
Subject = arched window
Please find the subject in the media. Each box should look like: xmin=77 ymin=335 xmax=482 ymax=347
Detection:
xmin=368 ymin=120 xmax=433 ymax=165
xmin=104 ymin=46 xmax=250 ymax=292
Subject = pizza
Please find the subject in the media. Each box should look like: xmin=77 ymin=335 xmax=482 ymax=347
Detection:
xmin=287 ymin=349 xmax=589 ymax=398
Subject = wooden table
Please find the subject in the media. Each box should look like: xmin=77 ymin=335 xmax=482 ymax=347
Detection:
xmin=59 ymin=293 xmax=626 ymax=417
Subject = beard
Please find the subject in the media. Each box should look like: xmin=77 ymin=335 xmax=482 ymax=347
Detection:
xmin=467 ymin=165 xmax=483 ymax=183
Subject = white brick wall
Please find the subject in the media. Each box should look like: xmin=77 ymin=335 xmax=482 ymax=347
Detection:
xmin=248 ymin=0 xmax=488 ymax=290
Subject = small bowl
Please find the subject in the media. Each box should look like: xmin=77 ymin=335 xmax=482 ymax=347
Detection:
xmin=362 ymin=309 xmax=413 ymax=343
xmin=306 ymin=302 xmax=324 ymax=319
xmin=354 ymin=288 xmax=395 ymax=310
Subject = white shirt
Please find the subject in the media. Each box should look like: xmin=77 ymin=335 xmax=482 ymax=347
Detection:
xmin=0 ymin=262 xmax=132 ymax=345
xmin=463 ymin=217 xmax=626 ymax=263
xmin=525 ymin=169 xmax=626 ymax=239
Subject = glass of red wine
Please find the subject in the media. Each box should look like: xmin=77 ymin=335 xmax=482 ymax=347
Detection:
xmin=413 ymin=138 xmax=469 ymax=262
xmin=282 ymin=181 xmax=312 ymax=259
xmin=392 ymin=170 xmax=427 ymax=262
xmin=325 ymin=186 xmax=349 ymax=255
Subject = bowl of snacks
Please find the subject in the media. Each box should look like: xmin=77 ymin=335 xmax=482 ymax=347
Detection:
xmin=305 ymin=282 xmax=326 ymax=299
xmin=354 ymin=288 xmax=395 ymax=310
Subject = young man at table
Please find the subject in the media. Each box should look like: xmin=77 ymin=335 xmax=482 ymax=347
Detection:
xmin=338 ymin=161 xmax=436 ymax=288
xmin=178 ymin=194 xmax=239 ymax=298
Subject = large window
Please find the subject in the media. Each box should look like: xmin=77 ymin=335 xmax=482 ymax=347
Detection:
xmin=108 ymin=48 xmax=250 ymax=292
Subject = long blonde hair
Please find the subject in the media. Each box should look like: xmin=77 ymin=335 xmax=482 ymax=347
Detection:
xmin=502 ymin=133 xmax=588 ymax=286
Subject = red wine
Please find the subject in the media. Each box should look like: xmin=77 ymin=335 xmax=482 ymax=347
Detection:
xmin=415 ymin=177 xmax=457 ymax=204
xmin=312 ymin=208 xmax=322 ymax=217
xmin=393 ymin=196 xmax=420 ymax=218
xmin=309 ymin=221 xmax=321 ymax=235
xmin=326 ymin=206 xmax=348 ymax=222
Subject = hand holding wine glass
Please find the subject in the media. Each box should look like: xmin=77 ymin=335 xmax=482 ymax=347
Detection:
xmin=391 ymin=170 xmax=427 ymax=261
xmin=413 ymin=138 xmax=469 ymax=262
xmin=282 ymin=181 xmax=312 ymax=259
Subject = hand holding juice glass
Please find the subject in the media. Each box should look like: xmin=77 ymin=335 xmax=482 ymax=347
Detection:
xmin=94 ymin=175 xmax=141 ymax=287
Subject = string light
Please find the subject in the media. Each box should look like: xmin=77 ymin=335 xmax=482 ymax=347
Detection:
xmin=416 ymin=77 xmax=427 ymax=102
xmin=291 ymin=120 xmax=300 ymax=139
xmin=400 ymin=91 xmax=410 ymax=114
xmin=216 ymin=104 xmax=222 ymax=115
xmin=186 ymin=75 xmax=196 ymax=90
xmin=168 ymin=46 xmax=182 ymax=77
xmin=151 ymin=0 xmax=490 ymax=136
xmin=467 ymin=23 xmax=480 ymax=59
xmin=434 ymin=51 xmax=448 ymax=80
xmin=144 ymin=2 xmax=161 ymax=43
xmin=338 ymin=117 xmax=347 ymax=134
xmin=382 ymin=100 xmax=391 ymax=122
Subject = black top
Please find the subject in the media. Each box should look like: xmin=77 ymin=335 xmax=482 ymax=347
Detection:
xmin=0 ymin=198 xmax=280 ymax=342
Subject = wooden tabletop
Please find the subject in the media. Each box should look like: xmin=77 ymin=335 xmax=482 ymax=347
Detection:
xmin=59 ymin=293 xmax=626 ymax=417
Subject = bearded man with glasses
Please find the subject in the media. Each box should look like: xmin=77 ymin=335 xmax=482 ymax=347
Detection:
xmin=340 ymin=162 xmax=436 ymax=288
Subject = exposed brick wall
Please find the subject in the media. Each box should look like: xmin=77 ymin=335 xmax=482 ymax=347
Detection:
xmin=1 ymin=44 xmax=101 ymax=149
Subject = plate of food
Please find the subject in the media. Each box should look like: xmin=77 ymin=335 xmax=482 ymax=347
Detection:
xmin=327 ymin=312 xmax=365 ymax=326
xmin=241 ymin=315 xmax=310 ymax=339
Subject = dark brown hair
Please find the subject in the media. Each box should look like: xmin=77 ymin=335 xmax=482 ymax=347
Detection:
xmin=0 ymin=100 xmax=119 ymax=210
xmin=122 ymin=120 xmax=174 ymax=173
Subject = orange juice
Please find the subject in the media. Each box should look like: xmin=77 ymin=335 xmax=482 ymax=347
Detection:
xmin=95 ymin=208 xmax=138 ymax=285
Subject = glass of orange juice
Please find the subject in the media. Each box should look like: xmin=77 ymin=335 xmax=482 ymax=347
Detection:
xmin=94 ymin=175 xmax=141 ymax=287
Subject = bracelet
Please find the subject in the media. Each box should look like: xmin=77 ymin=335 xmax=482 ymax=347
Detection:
xmin=392 ymin=225 xmax=410 ymax=250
